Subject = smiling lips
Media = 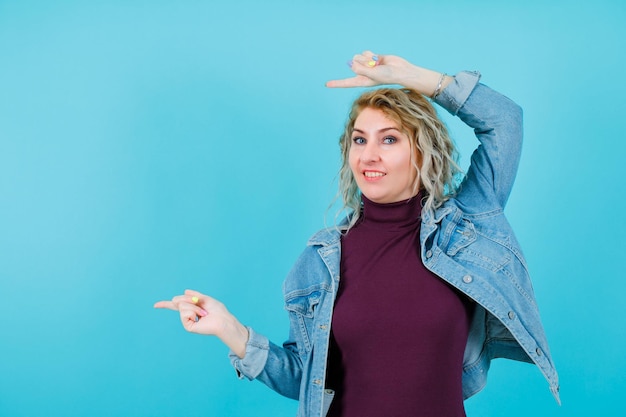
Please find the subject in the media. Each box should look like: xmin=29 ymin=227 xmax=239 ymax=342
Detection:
xmin=363 ymin=170 xmax=386 ymax=180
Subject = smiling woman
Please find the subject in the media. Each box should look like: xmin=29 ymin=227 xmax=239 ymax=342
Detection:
xmin=155 ymin=51 xmax=559 ymax=417
xmin=339 ymin=87 xmax=461 ymax=230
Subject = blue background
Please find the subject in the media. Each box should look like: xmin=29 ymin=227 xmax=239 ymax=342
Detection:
xmin=1 ymin=1 xmax=624 ymax=416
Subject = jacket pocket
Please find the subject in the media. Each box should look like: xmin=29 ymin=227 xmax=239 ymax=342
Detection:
xmin=445 ymin=218 xmax=477 ymax=256
xmin=285 ymin=290 xmax=322 ymax=353
xmin=322 ymin=389 xmax=335 ymax=416
xmin=285 ymin=291 xmax=321 ymax=318
xmin=444 ymin=217 xmax=511 ymax=272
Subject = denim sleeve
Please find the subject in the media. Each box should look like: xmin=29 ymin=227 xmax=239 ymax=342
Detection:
xmin=228 ymin=327 xmax=302 ymax=400
xmin=434 ymin=71 xmax=523 ymax=210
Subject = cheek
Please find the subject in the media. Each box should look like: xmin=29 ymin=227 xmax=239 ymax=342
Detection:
xmin=393 ymin=150 xmax=414 ymax=177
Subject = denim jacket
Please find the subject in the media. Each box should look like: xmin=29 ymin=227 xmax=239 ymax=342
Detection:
xmin=230 ymin=71 xmax=560 ymax=417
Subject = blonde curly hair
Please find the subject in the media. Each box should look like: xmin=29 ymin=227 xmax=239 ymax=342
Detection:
xmin=338 ymin=88 xmax=462 ymax=230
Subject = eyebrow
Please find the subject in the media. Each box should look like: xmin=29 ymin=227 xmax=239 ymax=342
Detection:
xmin=352 ymin=127 xmax=401 ymax=134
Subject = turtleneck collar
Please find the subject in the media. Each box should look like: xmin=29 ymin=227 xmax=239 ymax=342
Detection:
xmin=359 ymin=192 xmax=423 ymax=231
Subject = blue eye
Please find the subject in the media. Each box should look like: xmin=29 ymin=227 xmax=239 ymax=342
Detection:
xmin=382 ymin=136 xmax=397 ymax=144
xmin=352 ymin=136 xmax=366 ymax=145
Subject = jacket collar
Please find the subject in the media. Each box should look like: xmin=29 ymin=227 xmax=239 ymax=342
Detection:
xmin=308 ymin=203 xmax=455 ymax=247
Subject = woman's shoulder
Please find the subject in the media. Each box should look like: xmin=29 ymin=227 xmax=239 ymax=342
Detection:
xmin=282 ymin=226 xmax=342 ymax=297
xmin=306 ymin=226 xmax=342 ymax=247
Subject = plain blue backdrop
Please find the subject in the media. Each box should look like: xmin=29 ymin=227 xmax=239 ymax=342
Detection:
xmin=1 ymin=0 xmax=624 ymax=416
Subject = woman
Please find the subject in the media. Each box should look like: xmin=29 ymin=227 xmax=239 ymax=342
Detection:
xmin=154 ymin=51 xmax=559 ymax=417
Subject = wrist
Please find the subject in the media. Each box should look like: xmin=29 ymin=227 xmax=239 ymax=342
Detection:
xmin=432 ymin=73 xmax=454 ymax=98
xmin=396 ymin=64 xmax=449 ymax=96
xmin=219 ymin=314 xmax=249 ymax=358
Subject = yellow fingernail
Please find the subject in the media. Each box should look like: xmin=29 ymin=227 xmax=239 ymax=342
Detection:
xmin=191 ymin=296 xmax=199 ymax=304
xmin=367 ymin=60 xmax=376 ymax=67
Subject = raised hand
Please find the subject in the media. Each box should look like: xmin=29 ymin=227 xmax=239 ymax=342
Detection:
xmin=326 ymin=50 xmax=451 ymax=97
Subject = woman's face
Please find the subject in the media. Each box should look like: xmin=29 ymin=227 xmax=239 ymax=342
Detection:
xmin=349 ymin=107 xmax=419 ymax=204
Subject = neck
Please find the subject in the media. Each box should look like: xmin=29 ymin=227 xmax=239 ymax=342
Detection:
xmin=359 ymin=192 xmax=423 ymax=231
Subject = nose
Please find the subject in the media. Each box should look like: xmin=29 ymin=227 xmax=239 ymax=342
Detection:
xmin=360 ymin=142 xmax=380 ymax=163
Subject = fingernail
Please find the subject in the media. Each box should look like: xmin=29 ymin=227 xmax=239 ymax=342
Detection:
xmin=191 ymin=296 xmax=199 ymax=304
xmin=372 ymin=55 xmax=379 ymax=61
xmin=367 ymin=60 xmax=376 ymax=67
xmin=346 ymin=60 xmax=353 ymax=67
xmin=199 ymin=309 xmax=208 ymax=317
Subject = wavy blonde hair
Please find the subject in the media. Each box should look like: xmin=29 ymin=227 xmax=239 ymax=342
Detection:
xmin=338 ymin=88 xmax=461 ymax=230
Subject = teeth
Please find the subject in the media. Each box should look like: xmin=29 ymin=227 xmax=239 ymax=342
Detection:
xmin=364 ymin=172 xmax=385 ymax=178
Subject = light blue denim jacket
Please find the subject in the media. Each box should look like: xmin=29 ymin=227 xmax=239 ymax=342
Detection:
xmin=230 ymin=71 xmax=560 ymax=416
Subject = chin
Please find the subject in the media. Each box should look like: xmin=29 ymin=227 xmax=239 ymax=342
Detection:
xmin=365 ymin=194 xmax=393 ymax=204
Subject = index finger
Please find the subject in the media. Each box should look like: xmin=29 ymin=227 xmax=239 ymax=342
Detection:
xmin=153 ymin=300 xmax=177 ymax=310
xmin=325 ymin=75 xmax=376 ymax=89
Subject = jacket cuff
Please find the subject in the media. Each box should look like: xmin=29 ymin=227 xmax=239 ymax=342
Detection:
xmin=228 ymin=327 xmax=269 ymax=380
xmin=434 ymin=70 xmax=481 ymax=116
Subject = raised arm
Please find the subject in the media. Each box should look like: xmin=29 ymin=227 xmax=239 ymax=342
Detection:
xmin=434 ymin=73 xmax=523 ymax=210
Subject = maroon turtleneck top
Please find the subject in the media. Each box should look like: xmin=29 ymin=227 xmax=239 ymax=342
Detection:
xmin=325 ymin=194 xmax=474 ymax=417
